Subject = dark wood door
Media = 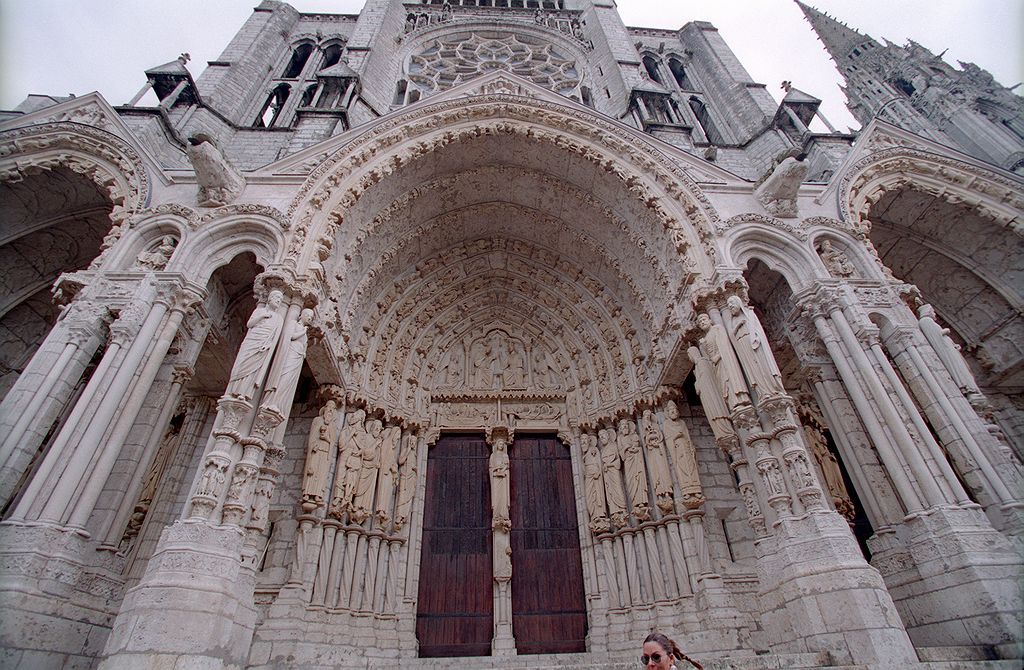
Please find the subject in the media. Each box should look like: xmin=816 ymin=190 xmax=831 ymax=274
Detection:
xmin=416 ymin=434 xmax=493 ymax=657
xmin=510 ymin=435 xmax=588 ymax=654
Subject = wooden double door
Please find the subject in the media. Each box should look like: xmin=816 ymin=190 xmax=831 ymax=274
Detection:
xmin=416 ymin=433 xmax=587 ymax=657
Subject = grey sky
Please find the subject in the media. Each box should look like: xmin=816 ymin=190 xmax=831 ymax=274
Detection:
xmin=1 ymin=0 xmax=1020 ymax=131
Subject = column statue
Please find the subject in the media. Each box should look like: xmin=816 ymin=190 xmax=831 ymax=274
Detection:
xmin=725 ymin=295 xmax=785 ymax=399
xmin=489 ymin=434 xmax=511 ymax=531
xmin=375 ymin=424 xmax=401 ymax=525
xmin=581 ymin=432 xmax=610 ymax=532
xmin=688 ymin=345 xmax=738 ymax=445
xmin=617 ymin=418 xmax=650 ymax=521
xmin=394 ymin=433 xmax=418 ymax=531
xmin=352 ymin=418 xmax=383 ymax=523
xmin=225 ymin=290 xmax=284 ymax=400
xmin=696 ymin=313 xmax=750 ymax=411
xmin=330 ymin=408 xmax=366 ymax=518
xmin=599 ymin=427 xmax=628 ymax=527
xmin=663 ymin=400 xmax=704 ymax=510
xmin=641 ymin=410 xmax=674 ymax=513
xmin=262 ymin=307 xmax=312 ymax=411
xmin=302 ymin=399 xmax=337 ymax=507
xmin=804 ymin=422 xmax=854 ymax=521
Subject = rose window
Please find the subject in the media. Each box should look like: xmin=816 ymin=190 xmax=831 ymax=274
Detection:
xmin=407 ymin=33 xmax=582 ymax=97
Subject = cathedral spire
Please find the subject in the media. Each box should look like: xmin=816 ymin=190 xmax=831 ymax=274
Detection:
xmin=795 ymin=2 xmax=877 ymax=64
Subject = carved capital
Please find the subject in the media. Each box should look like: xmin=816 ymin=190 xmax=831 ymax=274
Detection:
xmin=255 ymin=267 xmax=319 ymax=309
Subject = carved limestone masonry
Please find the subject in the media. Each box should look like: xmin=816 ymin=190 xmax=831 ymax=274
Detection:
xmin=301 ymin=399 xmax=338 ymax=511
xmin=760 ymin=395 xmax=827 ymax=513
xmin=797 ymin=396 xmax=856 ymax=521
xmin=488 ymin=427 xmax=512 ymax=532
xmin=641 ymin=409 xmax=673 ymax=513
xmin=581 ymin=431 xmax=610 ymax=533
xmin=687 ymin=345 xmax=739 ymax=454
xmin=330 ymin=407 xmax=367 ymax=520
xmin=598 ymin=425 xmax=628 ymax=529
xmin=222 ymin=404 xmax=284 ymax=526
xmin=918 ymin=304 xmax=984 ymax=403
xmin=133 ymin=235 xmax=177 ymax=271
xmin=695 ymin=312 xmax=751 ymax=412
xmin=817 ymin=239 xmax=856 ymax=278
xmin=755 ymin=156 xmax=808 ymax=218
xmin=393 ymin=431 xmax=418 ymax=532
xmin=724 ymin=295 xmax=786 ymax=404
xmin=617 ymin=417 xmax=649 ymax=522
xmin=225 ymin=290 xmax=285 ymax=401
xmin=662 ymin=400 xmax=704 ymax=511
xmin=186 ymin=133 xmax=245 ymax=207
xmin=189 ymin=396 xmax=250 ymax=521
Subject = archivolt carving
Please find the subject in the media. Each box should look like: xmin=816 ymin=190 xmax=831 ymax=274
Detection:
xmin=199 ymin=203 xmax=290 ymax=230
xmin=130 ymin=203 xmax=201 ymax=230
xmin=719 ymin=212 xmax=809 ymax=241
xmin=842 ymin=147 xmax=1024 ymax=233
xmin=287 ymin=94 xmax=719 ymax=271
xmin=0 ymin=122 xmax=150 ymax=257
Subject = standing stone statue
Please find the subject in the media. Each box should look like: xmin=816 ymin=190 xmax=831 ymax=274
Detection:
xmin=440 ymin=345 xmax=464 ymax=386
xmin=302 ymin=400 xmax=337 ymax=507
xmin=352 ymin=418 xmax=383 ymax=523
xmin=330 ymin=408 xmax=366 ymax=518
xmin=226 ymin=290 xmax=285 ymax=400
xmin=581 ymin=432 xmax=610 ymax=533
xmin=804 ymin=423 xmax=854 ymax=520
xmin=599 ymin=427 xmax=628 ymax=527
xmin=641 ymin=410 xmax=674 ymax=514
xmin=663 ymin=400 xmax=704 ymax=510
xmin=726 ymin=295 xmax=785 ymax=399
xmin=263 ymin=308 xmax=312 ymax=411
xmin=394 ymin=433 xmax=418 ymax=531
xmin=489 ymin=435 xmax=511 ymax=531
xmin=688 ymin=345 xmax=737 ymax=444
xmin=618 ymin=418 xmax=649 ymax=521
xmin=375 ymin=424 xmax=402 ymax=525
xmin=918 ymin=304 xmax=982 ymax=399
xmin=697 ymin=313 xmax=750 ymax=411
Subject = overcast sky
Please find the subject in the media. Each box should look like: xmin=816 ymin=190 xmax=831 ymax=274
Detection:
xmin=1 ymin=0 xmax=1020 ymax=132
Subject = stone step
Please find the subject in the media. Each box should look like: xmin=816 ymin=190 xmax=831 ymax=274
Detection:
xmin=389 ymin=651 xmax=834 ymax=669
xmin=916 ymin=645 xmax=998 ymax=662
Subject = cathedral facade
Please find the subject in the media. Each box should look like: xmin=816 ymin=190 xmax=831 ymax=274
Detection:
xmin=0 ymin=1 xmax=1021 ymax=668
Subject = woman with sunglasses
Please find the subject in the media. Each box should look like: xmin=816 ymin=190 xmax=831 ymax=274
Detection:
xmin=641 ymin=632 xmax=703 ymax=670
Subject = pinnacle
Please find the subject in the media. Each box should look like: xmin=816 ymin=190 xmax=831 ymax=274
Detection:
xmin=794 ymin=1 xmax=876 ymax=65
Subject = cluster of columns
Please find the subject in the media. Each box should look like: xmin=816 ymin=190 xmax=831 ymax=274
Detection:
xmin=97 ymin=274 xmax=319 ymax=669
xmin=791 ymin=282 xmax=1022 ymax=657
xmin=686 ymin=283 xmax=920 ymax=666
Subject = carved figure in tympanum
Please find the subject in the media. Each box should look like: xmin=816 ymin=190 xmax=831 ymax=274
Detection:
xmin=818 ymin=239 xmax=855 ymax=277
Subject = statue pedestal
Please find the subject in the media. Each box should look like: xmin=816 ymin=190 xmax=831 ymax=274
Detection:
xmin=98 ymin=520 xmax=256 ymax=670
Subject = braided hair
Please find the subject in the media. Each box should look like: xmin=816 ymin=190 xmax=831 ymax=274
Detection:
xmin=643 ymin=632 xmax=704 ymax=670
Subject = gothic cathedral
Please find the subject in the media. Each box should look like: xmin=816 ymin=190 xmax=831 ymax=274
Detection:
xmin=0 ymin=1 xmax=1021 ymax=668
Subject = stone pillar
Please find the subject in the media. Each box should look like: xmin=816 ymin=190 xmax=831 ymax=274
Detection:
xmin=692 ymin=290 xmax=919 ymax=667
xmin=0 ymin=299 xmax=110 ymax=506
xmin=487 ymin=426 xmax=516 ymax=656
xmin=802 ymin=286 xmax=1024 ymax=658
xmin=99 ymin=273 xmax=318 ymax=669
xmin=883 ymin=325 xmax=1023 ymax=529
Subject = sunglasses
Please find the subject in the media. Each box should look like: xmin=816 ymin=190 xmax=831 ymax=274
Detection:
xmin=640 ymin=652 xmax=665 ymax=664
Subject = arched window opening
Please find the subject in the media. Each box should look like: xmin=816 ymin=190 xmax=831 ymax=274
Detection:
xmin=668 ymin=57 xmax=693 ymax=90
xmin=282 ymin=43 xmax=314 ymax=79
xmin=892 ymin=78 xmax=916 ymax=97
xmin=321 ymin=44 xmax=343 ymax=70
xmin=394 ymin=79 xmax=408 ymax=106
xmin=689 ymin=96 xmax=723 ymax=144
xmin=642 ymin=55 xmax=663 ymax=85
xmin=298 ymin=84 xmax=317 ymax=108
xmin=255 ymin=83 xmax=291 ymax=128
xmin=407 ymin=89 xmax=421 ymax=104
xmin=581 ymin=86 xmax=593 ymax=108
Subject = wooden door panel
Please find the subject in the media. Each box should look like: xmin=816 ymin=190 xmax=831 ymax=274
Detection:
xmin=416 ymin=434 xmax=493 ymax=657
xmin=510 ymin=435 xmax=587 ymax=655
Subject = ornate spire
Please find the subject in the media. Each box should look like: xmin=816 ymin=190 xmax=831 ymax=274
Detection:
xmin=795 ymin=2 xmax=877 ymax=65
